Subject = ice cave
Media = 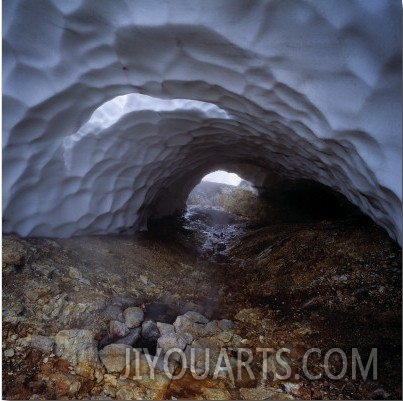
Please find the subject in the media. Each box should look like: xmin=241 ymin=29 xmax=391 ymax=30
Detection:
xmin=2 ymin=0 xmax=402 ymax=244
xmin=2 ymin=2 xmax=403 ymax=400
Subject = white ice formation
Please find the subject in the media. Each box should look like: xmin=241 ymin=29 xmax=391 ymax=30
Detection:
xmin=3 ymin=1 xmax=402 ymax=244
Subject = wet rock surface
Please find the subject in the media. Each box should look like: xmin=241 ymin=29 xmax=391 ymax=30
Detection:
xmin=2 ymin=183 xmax=402 ymax=399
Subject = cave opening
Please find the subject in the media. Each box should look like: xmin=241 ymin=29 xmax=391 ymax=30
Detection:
xmin=186 ymin=170 xmax=254 ymax=210
xmin=147 ymin=160 xmax=376 ymax=266
xmin=202 ymin=170 xmax=243 ymax=186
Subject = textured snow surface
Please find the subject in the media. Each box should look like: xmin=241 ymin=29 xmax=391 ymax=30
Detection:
xmin=2 ymin=0 xmax=402 ymax=243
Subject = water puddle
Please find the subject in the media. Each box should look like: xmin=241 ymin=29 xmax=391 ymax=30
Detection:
xmin=183 ymin=205 xmax=246 ymax=263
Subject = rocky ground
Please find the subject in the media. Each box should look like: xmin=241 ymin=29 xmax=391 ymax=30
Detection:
xmin=2 ymin=180 xmax=402 ymax=400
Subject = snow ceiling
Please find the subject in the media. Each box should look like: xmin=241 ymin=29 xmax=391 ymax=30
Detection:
xmin=2 ymin=0 xmax=402 ymax=243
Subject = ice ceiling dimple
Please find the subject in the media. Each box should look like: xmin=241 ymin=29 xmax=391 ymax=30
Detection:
xmin=2 ymin=0 xmax=402 ymax=244
xmin=63 ymin=94 xmax=230 ymax=170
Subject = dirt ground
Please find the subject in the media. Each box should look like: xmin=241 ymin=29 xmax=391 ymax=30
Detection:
xmin=2 ymin=180 xmax=402 ymax=400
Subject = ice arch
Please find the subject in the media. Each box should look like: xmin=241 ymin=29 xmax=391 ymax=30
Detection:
xmin=2 ymin=0 xmax=402 ymax=244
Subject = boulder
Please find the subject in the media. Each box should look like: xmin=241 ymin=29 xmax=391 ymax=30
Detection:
xmin=54 ymin=329 xmax=103 ymax=381
xmin=183 ymin=311 xmax=209 ymax=324
xmin=99 ymin=343 xmax=130 ymax=374
xmin=109 ymin=320 xmax=129 ymax=340
xmin=156 ymin=322 xmax=175 ymax=336
xmin=17 ymin=335 xmax=54 ymax=353
xmin=114 ymin=328 xmax=141 ymax=347
xmin=142 ymin=320 xmax=160 ymax=342
xmin=123 ymin=307 xmax=144 ymax=328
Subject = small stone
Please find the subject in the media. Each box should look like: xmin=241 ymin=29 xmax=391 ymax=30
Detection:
xmin=102 ymin=305 xmax=124 ymax=322
xmin=103 ymin=373 xmax=118 ymax=386
xmin=157 ymin=333 xmax=187 ymax=353
xmin=141 ymin=320 xmax=160 ymax=342
xmin=173 ymin=315 xmax=207 ymax=338
xmin=109 ymin=320 xmax=129 ymax=340
xmin=68 ymin=266 xmax=82 ymax=279
xmin=114 ymin=328 xmax=141 ymax=346
xmin=123 ymin=307 xmax=144 ymax=328
xmin=43 ymin=357 xmax=49 ymax=364
xmin=205 ymin=321 xmax=221 ymax=336
xmin=156 ymin=322 xmax=175 ymax=336
xmin=215 ymin=331 xmax=233 ymax=344
xmin=99 ymin=344 xmax=130 ymax=373
xmin=218 ymin=319 xmax=235 ymax=331
xmin=139 ymin=275 xmax=148 ymax=285
xmin=103 ymin=383 xmax=117 ymax=398
xmin=183 ymin=311 xmax=209 ymax=324
xmin=45 ymin=293 xmax=66 ymax=319
xmin=4 ymin=348 xmax=15 ymax=357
